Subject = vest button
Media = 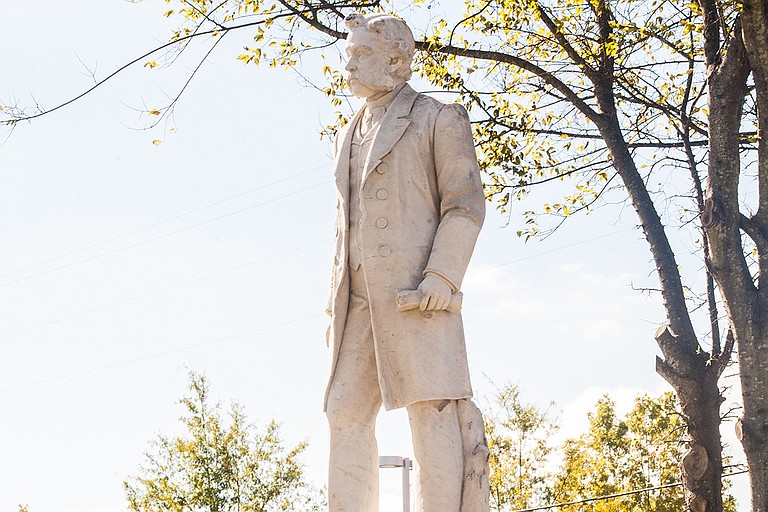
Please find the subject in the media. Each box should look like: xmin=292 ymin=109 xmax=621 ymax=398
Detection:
xmin=376 ymin=189 xmax=388 ymax=200
xmin=376 ymin=217 xmax=388 ymax=228
xmin=376 ymin=163 xmax=388 ymax=174
xmin=379 ymin=245 xmax=391 ymax=256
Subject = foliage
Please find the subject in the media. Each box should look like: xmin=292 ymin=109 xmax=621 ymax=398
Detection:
xmin=486 ymin=384 xmax=558 ymax=511
xmin=487 ymin=388 xmax=736 ymax=511
xmin=437 ymin=0 xmax=744 ymax=232
xmin=138 ymin=0 xmax=753 ymax=236
xmin=551 ymin=393 xmax=689 ymax=511
xmin=123 ymin=371 xmax=324 ymax=512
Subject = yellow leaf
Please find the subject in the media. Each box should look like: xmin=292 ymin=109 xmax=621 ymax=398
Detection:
xmin=164 ymin=9 xmax=174 ymax=17
xmin=152 ymin=140 xmax=162 ymax=146
xmin=148 ymin=109 xmax=161 ymax=116
xmin=144 ymin=60 xmax=158 ymax=69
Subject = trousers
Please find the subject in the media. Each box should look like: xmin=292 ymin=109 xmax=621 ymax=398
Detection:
xmin=326 ymin=266 xmax=464 ymax=512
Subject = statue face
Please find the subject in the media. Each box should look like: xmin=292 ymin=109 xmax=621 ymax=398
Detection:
xmin=345 ymin=28 xmax=401 ymax=99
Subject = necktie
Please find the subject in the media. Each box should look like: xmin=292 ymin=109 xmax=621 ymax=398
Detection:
xmin=360 ymin=105 xmax=385 ymax=140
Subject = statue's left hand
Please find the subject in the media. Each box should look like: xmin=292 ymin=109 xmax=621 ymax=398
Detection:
xmin=417 ymin=274 xmax=453 ymax=311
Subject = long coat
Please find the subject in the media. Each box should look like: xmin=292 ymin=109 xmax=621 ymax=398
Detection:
xmin=324 ymin=84 xmax=486 ymax=411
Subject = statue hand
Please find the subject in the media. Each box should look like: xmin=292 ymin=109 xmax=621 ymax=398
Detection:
xmin=417 ymin=274 xmax=453 ymax=311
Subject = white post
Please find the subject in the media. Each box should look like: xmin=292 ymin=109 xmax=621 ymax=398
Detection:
xmin=379 ymin=455 xmax=413 ymax=512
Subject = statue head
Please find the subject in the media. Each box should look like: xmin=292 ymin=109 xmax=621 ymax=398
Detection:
xmin=343 ymin=12 xmax=415 ymax=99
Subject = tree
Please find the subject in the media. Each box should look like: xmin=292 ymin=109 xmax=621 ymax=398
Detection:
xmin=123 ymin=371 xmax=324 ymax=512
xmin=485 ymin=384 xmax=558 ymax=511
xmin=549 ymin=392 xmax=738 ymax=511
xmin=4 ymin=1 xmax=767 ymax=509
xmin=485 ymin=387 xmax=737 ymax=511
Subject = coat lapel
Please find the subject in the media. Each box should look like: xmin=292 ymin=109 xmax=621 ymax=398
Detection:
xmin=362 ymin=84 xmax=417 ymax=184
xmin=334 ymin=108 xmax=366 ymax=210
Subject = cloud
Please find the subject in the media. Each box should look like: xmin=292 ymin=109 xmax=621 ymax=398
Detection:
xmin=552 ymin=384 xmax=669 ymax=446
xmin=464 ymin=260 xmax=662 ymax=351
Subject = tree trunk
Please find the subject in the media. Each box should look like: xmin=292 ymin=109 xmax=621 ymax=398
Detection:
xmin=737 ymin=325 xmax=768 ymax=511
xmin=595 ymin=108 xmax=728 ymax=511
xmin=583 ymin=4 xmax=739 ymax=509
xmin=701 ymin=7 xmax=768 ymax=509
xmin=737 ymin=3 xmax=768 ymax=508
xmin=655 ymin=325 xmax=726 ymax=512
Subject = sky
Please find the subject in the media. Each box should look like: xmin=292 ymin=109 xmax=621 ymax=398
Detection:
xmin=0 ymin=1 xmax=750 ymax=511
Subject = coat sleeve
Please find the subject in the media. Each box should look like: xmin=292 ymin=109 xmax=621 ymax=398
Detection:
xmin=423 ymin=102 xmax=485 ymax=291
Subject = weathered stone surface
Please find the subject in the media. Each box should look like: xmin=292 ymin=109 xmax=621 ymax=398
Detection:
xmin=323 ymin=11 xmax=488 ymax=512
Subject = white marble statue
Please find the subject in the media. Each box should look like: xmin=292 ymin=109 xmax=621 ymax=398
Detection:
xmin=324 ymin=12 xmax=490 ymax=512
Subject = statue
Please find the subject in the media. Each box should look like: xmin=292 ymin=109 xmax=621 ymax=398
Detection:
xmin=324 ymin=12 xmax=490 ymax=512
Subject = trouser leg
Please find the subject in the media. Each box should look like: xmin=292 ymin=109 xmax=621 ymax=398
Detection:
xmin=407 ymin=399 xmax=463 ymax=512
xmin=326 ymin=267 xmax=382 ymax=512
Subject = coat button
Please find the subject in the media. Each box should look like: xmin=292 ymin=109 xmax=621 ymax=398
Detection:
xmin=376 ymin=217 xmax=388 ymax=228
xmin=376 ymin=189 xmax=388 ymax=200
xmin=376 ymin=163 xmax=388 ymax=174
xmin=379 ymin=245 xmax=391 ymax=256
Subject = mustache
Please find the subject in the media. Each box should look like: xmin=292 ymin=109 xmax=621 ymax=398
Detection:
xmin=347 ymin=72 xmax=398 ymax=90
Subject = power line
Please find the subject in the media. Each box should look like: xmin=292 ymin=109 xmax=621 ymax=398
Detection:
xmin=0 ymin=227 xmax=639 ymax=339
xmin=0 ymin=312 xmax=324 ymax=393
xmin=511 ymin=470 xmax=749 ymax=512
xmin=0 ymin=238 xmax=331 ymax=339
xmin=0 ymin=225 xmax=643 ymax=391
xmin=0 ymin=180 xmax=332 ymax=288
xmin=469 ymin=226 xmax=637 ymax=276
xmin=1 ymin=227 xmax=638 ymax=339
xmin=0 ymin=162 xmax=330 ymax=281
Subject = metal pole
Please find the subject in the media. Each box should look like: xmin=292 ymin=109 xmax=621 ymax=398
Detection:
xmin=401 ymin=457 xmax=412 ymax=512
xmin=379 ymin=455 xmax=413 ymax=512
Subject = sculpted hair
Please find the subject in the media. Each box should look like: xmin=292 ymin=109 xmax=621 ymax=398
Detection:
xmin=345 ymin=12 xmax=415 ymax=81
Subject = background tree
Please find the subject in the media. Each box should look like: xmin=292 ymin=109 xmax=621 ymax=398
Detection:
xmin=123 ymin=371 xmax=324 ymax=512
xmin=485 ymin=387 xmax=738 ymax=511
xmin=485 ymin=384 xmax=558 ymax=511
xmin=549 ymin=392 xmax=739 ymax=511
xmin=4 ymin=0 xmax=767 ymax=509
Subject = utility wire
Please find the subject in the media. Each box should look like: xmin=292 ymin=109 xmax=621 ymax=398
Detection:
xmin=0 ymin=180 xmax=332 ymax=288
xmin=0 ymin=312 xmax=324 ymax=392
xmin=511 ymin=470 xmax=749 ymax=512
xmin=0 ymin=238 xmax=331 ymax=339
xmin=0 ymin=162 xmax=330 ymax=281
xmin=0 ymin=227 xmax=638 ymax=339
xmin=469 ymin=226 xmax=637 ymax=276
xmin=0 ymin=226 xmax=642 ymax=389
xmin=1 ymin=227 xmax=637 ymax=339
